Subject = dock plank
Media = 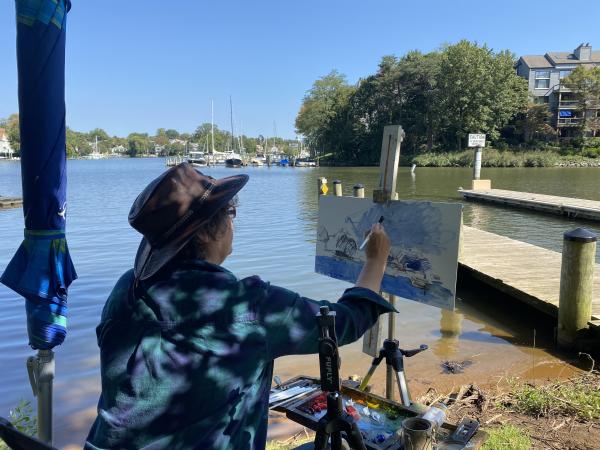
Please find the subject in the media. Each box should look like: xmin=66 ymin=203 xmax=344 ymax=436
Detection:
xmin=459 ymin=189 xmax=600 ymax=221
xmin=460 ymin=226 xmax=600 ymax=334
xmin=0 ymin=197 xmax=23 ymax=209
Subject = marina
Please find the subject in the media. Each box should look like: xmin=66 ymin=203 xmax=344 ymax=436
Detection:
xmin=459 ymin=188 xmax=600 ymax=222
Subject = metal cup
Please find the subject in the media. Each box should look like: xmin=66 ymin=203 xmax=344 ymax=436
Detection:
xmin=402 ymin=417 xmax=434 ymax=450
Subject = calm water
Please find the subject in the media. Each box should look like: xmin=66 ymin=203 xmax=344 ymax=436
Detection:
xmin=0 ymin=159 xmax=598 ymax=448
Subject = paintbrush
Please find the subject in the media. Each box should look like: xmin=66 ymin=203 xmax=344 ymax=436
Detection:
xmin=359 ymin=216 xmax=384 ymax=251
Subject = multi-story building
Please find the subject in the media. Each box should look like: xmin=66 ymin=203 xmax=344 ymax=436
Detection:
xmin=516 ymin=43 xmax=600 ymax=136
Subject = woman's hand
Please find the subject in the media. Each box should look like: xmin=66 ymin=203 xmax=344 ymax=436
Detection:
xmin=365 ymin=223 xmax=390 ymax=268
xmin=355 ymin=223 xmax=391 ymax=292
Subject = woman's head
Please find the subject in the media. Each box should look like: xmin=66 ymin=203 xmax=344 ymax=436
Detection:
xmin=128 ymin=163 xmax=248 ymax=280
xmin=175 ymin=198 xmax=237 ymax=265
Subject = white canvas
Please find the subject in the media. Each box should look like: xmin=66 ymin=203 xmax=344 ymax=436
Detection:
xmin=315 ymin=195 xmax=462 ymax=310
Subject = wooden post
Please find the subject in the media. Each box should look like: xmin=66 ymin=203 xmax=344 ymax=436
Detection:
xmin=353 ymin=183 xmax=365 ymax=198
xmin=557 ymin=228 xmax=597 ymax=350
xmin=333 ymin=180 xmax=343 ymax=197
xmin=317 ymin=177 xmax=328 ymax=196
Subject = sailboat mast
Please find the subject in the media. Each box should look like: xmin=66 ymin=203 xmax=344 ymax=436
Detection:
xmin=211 ymin=99 xmax=215 ymax=154
xmin=229 ymin=96 xmax=235 ymax=152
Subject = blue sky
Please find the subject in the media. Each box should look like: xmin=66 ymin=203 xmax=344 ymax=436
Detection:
xmin=1 ymin=0 xmax=599 ymax=139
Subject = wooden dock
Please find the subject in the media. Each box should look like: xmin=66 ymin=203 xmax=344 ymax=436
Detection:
xmin=0 ymin=197 xmax=22 ymax=209
xmin=459 ymin=188 xmax=600 ymax=222
xmin=460 ymin=226 xmax=600 ymax=334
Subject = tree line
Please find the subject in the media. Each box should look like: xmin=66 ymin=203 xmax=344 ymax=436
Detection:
xmin=0 ymin=115 xmax=301 ymax=158
xmin=295 ymin=40 xmax=600 ymax=165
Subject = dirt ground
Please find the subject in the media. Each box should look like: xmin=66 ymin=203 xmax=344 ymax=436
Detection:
xmin=267 ymin=371 xmax=600 ymax=450
xmin=419 ymin=371 xmax=600 ymax=450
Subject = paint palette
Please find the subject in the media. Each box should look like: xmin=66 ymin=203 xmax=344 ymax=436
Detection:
xmin=272 ymin=377 xmax=488 ymax=450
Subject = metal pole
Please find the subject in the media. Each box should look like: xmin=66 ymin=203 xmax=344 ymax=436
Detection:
xmin=473 ymin=147 xmax=482 ymax=180
xmin=26 ymin=349 xmax=54 ymax=445
xmin=386 ymin=295 xmax=396 ymax=400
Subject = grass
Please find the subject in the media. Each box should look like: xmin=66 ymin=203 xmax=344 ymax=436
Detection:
xmin=481 ymin=425 xmax=532 ymax=450
xmin=411 ymin=148 xmax=600 ymax=167
xmin=506 ymin=376 xmax=600 ymax=421
xmin=0 ymin=400 xmax=37 ymax=450
xmin=266 ymin=437 xmax=312 ymax=450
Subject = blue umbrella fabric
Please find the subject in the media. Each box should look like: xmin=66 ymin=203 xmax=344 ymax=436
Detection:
xmin=0 ymin=0 xmax=76 ymax=350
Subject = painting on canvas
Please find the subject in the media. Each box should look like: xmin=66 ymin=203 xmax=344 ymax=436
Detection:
xmin=315 ymin=195 xmax=462 ymax=310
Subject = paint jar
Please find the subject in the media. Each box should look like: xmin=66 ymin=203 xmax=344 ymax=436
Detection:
xmin=421 ymin=402 xmax=447 ymax=429
xmin=402 ymin=417 xmax=434 ymax=450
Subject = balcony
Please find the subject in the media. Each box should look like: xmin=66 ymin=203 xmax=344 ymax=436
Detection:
xmin=558 ymin=100 xmax=579 ymax=108
xmin=557 ymin=117 xmax=581 ymax=127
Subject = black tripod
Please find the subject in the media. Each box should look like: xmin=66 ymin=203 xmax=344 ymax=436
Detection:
xmin=313 ymin=306 xmax=366 ymax=450
xmin=358 ymin=339 xmax=428 ymax=406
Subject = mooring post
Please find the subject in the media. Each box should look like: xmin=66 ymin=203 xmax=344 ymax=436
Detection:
xmin=557 ymin=228 xmax=597 ymax=350
xmin=353 ymin=183 xmax=364 ymax=198
xmin=318 ymin=177 xmax=328 ymax=196
xmin=333 ymin=179 xmax=343 ymax=197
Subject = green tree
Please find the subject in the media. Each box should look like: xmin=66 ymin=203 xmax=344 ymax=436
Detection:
xmin=562 ymin=66 xmax=600 ymax=137
xmin=436 ymin=41 xmax=528 ymax=149
xmin=2 ymin=113 xmax=21 ymax=154
xmin=295 ymin=70 xmax=356 ymax=154
xmin=165 ymin=129 xmax=179 ymax=140
xmin=127 ymin=133 xmax=150 ymax=157
xmin=154 ymin=128 xmax=169 ymax=147
xmin=516 ymin=102 xmax=555 ymax=142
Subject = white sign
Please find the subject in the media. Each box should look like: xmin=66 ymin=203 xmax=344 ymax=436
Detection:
xmin=468 ymin=134 xmax=486 ymax=147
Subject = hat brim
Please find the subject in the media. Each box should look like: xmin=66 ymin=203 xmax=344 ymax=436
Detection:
xmin=134 ymin=173 xmax=248 ymax=281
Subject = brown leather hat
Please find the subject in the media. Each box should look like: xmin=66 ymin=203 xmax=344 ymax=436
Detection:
xmin=129 ymin=162 xmax=248 ymax=280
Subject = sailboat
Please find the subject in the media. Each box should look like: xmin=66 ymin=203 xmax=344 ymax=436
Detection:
xmin=85 ymin=136 xmax=104 ymax=159
xmin=224 ymin=96 xmax=242 ymax=168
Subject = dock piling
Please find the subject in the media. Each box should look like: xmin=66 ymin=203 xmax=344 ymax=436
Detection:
xmin=353 ymin=183 xmax=364 ymax=199
xmin=557 ymin=228 xmax=597 ymax=350
xmin=333 ymin=180 xmax=342 ymax=197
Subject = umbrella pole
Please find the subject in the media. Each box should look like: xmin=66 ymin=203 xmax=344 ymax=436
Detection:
xmin=26 ymin=350 xmax=54 ymax=445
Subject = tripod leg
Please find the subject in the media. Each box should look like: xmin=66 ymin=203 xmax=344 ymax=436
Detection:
xmin=358 ymin=364 xmax=377 ymax=391
xmin=344 ymin=421 xmax=368 ymax=450
xmin=314 ymin=430 xmax=329 ymax=450
xmin=395 ymin=370 xmax=411 ymax=407
xmin=331 ymin=431 xmax=343 ymax=450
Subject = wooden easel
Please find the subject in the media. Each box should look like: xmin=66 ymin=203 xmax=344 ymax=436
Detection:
xmin=361 ymin=125 xmax=405 ymax=400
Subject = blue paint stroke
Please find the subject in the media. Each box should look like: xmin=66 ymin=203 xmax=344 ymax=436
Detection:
xmin=315 ymin=256 xmax=454 ymax=310
xmin=344 ymin=202 xmax=458 ymax=255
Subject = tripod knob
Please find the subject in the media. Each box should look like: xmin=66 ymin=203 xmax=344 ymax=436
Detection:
xmin=320 ymin=306 xmax=330 ymax=315
xmin=402 ymin=344 xmax=428 ymax=357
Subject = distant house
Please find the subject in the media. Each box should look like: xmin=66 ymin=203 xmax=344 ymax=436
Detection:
xmin=110 ymin=145 xmax=127 ymax=154
xmin=516 ymin=43 xmax=600 ymax=136
xmin=0 ymin=128 xmax=14 ymax=158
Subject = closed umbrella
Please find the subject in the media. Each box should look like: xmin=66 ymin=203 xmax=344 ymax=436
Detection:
xmin=1 ymin=0 xmax=75 ymax=445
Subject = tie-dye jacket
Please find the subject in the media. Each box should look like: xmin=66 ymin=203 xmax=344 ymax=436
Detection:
xmin=85 ymin=260 xmax=395 ymax=450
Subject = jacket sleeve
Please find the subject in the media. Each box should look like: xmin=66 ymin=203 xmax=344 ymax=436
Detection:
xmin=256 ymin=281 xmax=396 ymax=360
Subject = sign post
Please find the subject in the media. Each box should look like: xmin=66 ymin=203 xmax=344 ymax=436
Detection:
xmin=468 ymin=134 xmax=491 ymax=190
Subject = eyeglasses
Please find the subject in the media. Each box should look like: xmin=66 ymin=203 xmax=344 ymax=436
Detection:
xmin=227 ymin=205 xmax=236 ymax=219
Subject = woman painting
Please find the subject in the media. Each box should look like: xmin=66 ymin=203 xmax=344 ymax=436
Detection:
xmin=85 ymin=162 xmax=394 ymax=450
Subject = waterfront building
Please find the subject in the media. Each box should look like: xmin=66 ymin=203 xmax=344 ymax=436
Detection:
xmin=0 ymin=128 xmax=14 ymax=158
xmin=516 ymin=43 xmax=600 ymax=136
